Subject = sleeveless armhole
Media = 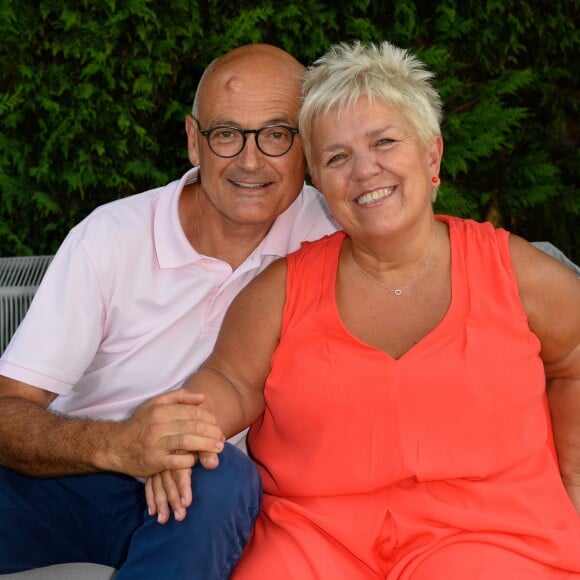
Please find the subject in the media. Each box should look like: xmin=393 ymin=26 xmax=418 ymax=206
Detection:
xmin=281 ymin=233 xmax=345 ymax=340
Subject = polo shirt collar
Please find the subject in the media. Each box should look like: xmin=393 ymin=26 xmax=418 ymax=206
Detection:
xmin=154 ymin=167 xmax=202 ymax=268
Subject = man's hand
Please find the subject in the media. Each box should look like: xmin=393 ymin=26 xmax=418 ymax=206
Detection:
xmin=102 ymin=389 xmax=225 ymax=478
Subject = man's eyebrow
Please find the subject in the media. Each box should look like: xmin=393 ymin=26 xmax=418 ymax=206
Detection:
xmin=206 ymin=117 xmax=296 ymax=128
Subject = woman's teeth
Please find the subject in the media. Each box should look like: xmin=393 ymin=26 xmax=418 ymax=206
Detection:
xmin=356 ymin=187 xmax=394 ymax=205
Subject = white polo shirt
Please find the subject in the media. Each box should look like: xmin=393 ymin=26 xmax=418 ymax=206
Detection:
xmin=0 ymin=167 xmax=338 ymax=425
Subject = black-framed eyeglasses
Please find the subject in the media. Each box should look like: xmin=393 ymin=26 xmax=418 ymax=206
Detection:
xmin=195 ymin=119 xmax=299 ymax=158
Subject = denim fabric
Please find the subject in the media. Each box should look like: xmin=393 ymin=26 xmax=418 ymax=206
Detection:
xmin=0 ymin=443 xmax=261 ymax=579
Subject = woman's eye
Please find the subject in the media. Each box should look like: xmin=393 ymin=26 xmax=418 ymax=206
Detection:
xmin=375 ymin=138 xmax=395 ymax=147
xmin=326 ymin=153 xmax=346 ymax=166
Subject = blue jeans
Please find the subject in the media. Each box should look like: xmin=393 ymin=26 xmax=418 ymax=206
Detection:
xmin=0 ymin=443 xmax=261 ymax=578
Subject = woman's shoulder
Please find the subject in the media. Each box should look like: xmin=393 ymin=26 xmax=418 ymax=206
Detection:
xmin=296 ymin=230 xmax=345 ymax=252
xmin=437 ymin=214 xmax=501 ymax=238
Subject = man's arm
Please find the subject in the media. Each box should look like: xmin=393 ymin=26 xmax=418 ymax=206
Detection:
xmin=0 ymin=376 xmax=225 ymax=478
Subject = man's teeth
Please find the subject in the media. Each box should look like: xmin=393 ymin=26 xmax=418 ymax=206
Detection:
xmin=235 ymin=181 xmax=267 ymax=188
xmin=356 ymin=188 xmax=394 ymax=205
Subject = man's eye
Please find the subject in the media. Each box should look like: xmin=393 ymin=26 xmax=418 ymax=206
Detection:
xmin=262 ymin=128 xmax=291 ymax=142
xmin=216 ymin=129 xmax=236 ymax=139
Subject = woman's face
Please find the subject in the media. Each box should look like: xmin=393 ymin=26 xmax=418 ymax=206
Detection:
xmin=309 ymin=96 xmax=443 ymax=242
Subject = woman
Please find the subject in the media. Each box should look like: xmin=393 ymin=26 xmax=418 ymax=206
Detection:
xmin=149 ymin=41 xmax=580 ymax=578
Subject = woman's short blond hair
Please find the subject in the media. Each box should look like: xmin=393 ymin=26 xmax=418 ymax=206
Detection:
xmin=299 ymin=41 xmax=443 ymax=166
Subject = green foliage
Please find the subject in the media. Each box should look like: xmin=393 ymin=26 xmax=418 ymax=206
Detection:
xmin=1 ymin=0 xmax=578 ymax=261
xmin=1 ymin=0 xmax=202 ymax=254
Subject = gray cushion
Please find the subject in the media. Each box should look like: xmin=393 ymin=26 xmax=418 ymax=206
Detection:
xmin=1 ymin=564 xmax=116 ymax=579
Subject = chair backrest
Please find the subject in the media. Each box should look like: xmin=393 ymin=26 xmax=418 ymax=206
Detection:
xmin=0 ymin=255 xmax=54 ymax=354
xmin=531 ymin=241 xmax=580 ymax=276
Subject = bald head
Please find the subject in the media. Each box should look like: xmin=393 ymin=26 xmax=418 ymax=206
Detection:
xmin=192 ymin=44 xmax=305 ymax=119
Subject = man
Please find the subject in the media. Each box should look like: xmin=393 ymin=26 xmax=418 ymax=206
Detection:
xmin=0 ymin=44 xmax=337 ymax=578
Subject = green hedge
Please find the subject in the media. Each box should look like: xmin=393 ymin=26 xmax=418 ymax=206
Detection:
xmin=1 ymin=0 xmax=578 ymax=261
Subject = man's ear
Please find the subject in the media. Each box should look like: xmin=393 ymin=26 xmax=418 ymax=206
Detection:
xmin=185 ymin=115 xmax=200 ymax=166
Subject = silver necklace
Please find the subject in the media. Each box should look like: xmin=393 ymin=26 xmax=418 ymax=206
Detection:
xmin=350 ymin=227 xmax=438 ymax=296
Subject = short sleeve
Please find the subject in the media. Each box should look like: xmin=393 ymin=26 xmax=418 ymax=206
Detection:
xmin=0 ymin=227 xmax=106 ymax=394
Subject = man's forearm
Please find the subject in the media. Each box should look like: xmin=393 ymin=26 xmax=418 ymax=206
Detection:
xmin=0 ymin=395 xmax=120 ymax=477
xmin=0 ymin=387 xmax=227 ymax=479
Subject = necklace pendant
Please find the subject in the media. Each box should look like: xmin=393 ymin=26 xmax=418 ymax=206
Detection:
xmin=394 ymin=289 xmax=403 ymax=296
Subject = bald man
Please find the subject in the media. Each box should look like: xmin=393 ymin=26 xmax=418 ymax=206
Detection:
xmin=0 ymin=45 xmax=337 ymax=577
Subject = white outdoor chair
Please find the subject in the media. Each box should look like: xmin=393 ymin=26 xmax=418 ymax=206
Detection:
xmin=0 ymin=255 xmax=54 ymax=354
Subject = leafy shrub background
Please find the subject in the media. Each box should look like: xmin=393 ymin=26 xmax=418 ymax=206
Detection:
xmin=1 ymin=0 xmax=578 ymax=261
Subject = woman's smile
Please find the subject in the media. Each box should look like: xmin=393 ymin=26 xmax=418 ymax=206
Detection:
xmin=355 ymin=186 xmax=396 ymax=206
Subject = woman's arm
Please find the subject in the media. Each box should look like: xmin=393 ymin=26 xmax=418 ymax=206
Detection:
xmin=146 ymin=257 xmax=288 ymax=522
xmin=511 ymin=235 xmax=580 ymax=511
xmin=182 ymin=257 xmax=288 ymax=438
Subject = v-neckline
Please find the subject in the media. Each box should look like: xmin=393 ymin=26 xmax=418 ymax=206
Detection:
xmin=327 ymin=217 xmax=459 ymax=362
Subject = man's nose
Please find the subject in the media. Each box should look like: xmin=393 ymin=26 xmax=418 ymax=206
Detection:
xmin=236 ymin=134 xmax=264 ymax=169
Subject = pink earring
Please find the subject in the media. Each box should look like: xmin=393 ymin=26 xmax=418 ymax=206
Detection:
xmin=431 ymin=176 xmax=440 ymax=185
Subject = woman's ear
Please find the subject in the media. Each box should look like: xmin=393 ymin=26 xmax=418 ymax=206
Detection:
xmin=308 ymin=166 xmax=320 ymax=191
xmin=428 ymin=135 xmax=444 ymax=173
xmin=185 ymin=115 xmax=200 ymax=166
